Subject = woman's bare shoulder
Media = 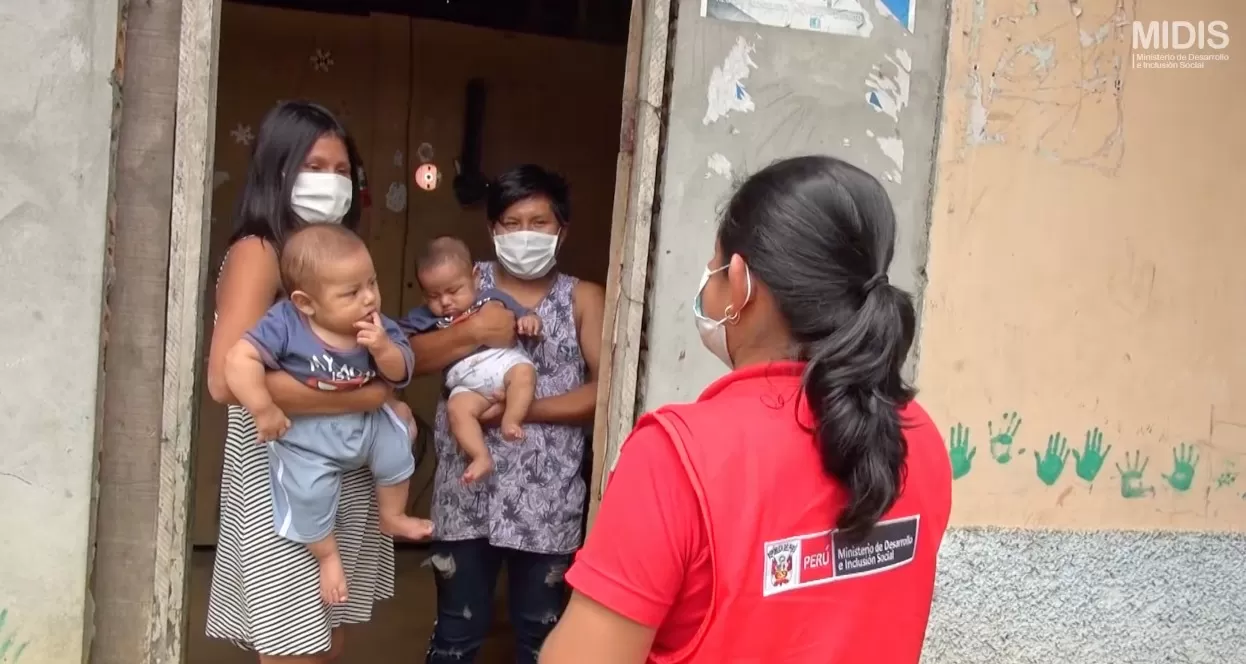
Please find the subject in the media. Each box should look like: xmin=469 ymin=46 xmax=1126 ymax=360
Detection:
xmin=571 ymin=278 xmax=605 ymax=308
xmin=217 ymin=236 xmax=280 ymax=302
xmin=219 ymin=236 xmax=277 ymax=279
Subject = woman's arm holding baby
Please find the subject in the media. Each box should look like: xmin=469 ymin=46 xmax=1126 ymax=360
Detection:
xmin=207 ymin=237 xmax=391 ymax=415
xmin=408 ymin=301 xmax=518 ymax=374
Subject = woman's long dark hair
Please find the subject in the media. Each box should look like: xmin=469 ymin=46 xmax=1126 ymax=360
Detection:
xmin=228 ymin=101 xmax=363 ymax=250
xmin=718 ymin=155 xmax=917 ymax=539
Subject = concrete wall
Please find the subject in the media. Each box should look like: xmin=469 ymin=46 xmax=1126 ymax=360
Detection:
xmin=641 ymin=0 xmax=949 ymax=409
xmin=919 ymin=0 xmax=1246 ymax=661
xmin=0 ymin=0 xmax=119 ymax=661
xmin=642 ymin=0 xmax=1244 ymax=662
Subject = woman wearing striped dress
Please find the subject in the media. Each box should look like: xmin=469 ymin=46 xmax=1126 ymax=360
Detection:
xmin=204 ymin=100 xmax=401 ymax=663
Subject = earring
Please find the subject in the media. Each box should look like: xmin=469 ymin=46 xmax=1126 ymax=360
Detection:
xmin=724 ymin=304 xmax=740 ymax=324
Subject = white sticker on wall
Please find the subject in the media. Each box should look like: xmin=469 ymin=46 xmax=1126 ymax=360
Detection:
xmin=229 ymin=123 xmax=254 ymax=146
xmin=385 ymin=182 xmax=407 ymax=213
xmin=310 ymin=48 xmax=334 ymax=73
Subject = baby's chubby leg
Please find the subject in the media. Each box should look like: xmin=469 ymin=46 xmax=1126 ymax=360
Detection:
xmin=373 ymin=404 xmax=434 ymax=540
xmin=376 ymin=483 xmax=434 ymax=541
xmin=500 ymin=362 xmax=537 ymax=442
xmin=447 ymin=390 xmax=495 ymax=483
xmin=306 ymin=534 xmax=349 ymax=605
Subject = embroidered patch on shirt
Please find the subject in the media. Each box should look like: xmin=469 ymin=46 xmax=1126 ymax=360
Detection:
xmin=761 ymin=515 xmax=920 ymax=596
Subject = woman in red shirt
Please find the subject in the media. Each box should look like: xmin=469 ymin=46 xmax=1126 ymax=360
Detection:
xmin=539 ymin=155 xmax=952 ymax=664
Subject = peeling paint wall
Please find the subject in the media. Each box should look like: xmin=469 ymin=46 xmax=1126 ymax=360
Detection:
xmin=920 ymin=0 xmax=1246 ymax=660
xmin=0 ymin=0 xmax=120 ymax=662
xmin=642 ymin=0 xmax=949 ymax=410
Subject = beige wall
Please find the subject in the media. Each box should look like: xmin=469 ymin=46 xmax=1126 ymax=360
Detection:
xmin=919 ymin=0 xmax=1246 ymax=531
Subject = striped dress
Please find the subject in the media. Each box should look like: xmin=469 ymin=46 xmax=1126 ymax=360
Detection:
xmin=204 ymin=240 xmax=395 ymax=655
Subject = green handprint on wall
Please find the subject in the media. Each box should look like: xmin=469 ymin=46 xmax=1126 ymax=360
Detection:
xmin=1116 ymin=450 xmax=1155 ymax=499
xmin=0 ymin=609 xmax=28 ymax=662
xmin=947 ymin=423 xmax=976 ymax=480
xmin=1070 ymin=427 xmax=1112 ymax=482
xmin=1214 ymin=464 xmax=1238 ymax=490
xmin=988 ymin=411 xmax=1024 ymax=464
xmin=1161 ymin=443 xmax=1199 ymax=492
xmin=1033 ymin=432 xmax=1070 ymax=486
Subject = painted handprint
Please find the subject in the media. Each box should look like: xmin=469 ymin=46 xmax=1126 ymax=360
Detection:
xmin=988 ymin=411 xmax=1024 ymax=464
xmin=0 ymin=608 xmax=28 ymax=662
xmin=1116 ymin=450 xmax=1155 ymax=499
xmin=1071 ymin=427 xmax=1112 ymax=482
xmin=1161 ymin=443 xmax=1199 ymax=492
xmin=1034 ymin=432 xmax=1070 ymax=486
xmin=1214 ymin=462 xmax=1238 ymax=490
xmin=947 ymin=423 xmax=976 ymax=480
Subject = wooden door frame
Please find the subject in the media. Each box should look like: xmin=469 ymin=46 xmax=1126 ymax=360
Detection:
xmin=150 ymin=0 xmax=671 ymax=661
xmin=587 ymin=0 xmax=673 ymax=523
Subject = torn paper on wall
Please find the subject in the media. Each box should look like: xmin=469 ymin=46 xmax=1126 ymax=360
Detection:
xmin=701 ymin=0 xmax=873 ymax=38
xmin=866 ymin=48 xmax=913 ymax=122
xmin=704 ymin=36 xmax=758 ymax=125
xmin=874 ymin=0 xmax=916 ymax=32
xmin=706 ymin=153 xmax=733 ymax=179
xmin=866 ymin=129 xmax=904 ymax=183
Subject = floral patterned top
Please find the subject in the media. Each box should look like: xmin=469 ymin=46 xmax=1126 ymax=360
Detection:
xmin=429 ymin=262 xmax=587 ymax=554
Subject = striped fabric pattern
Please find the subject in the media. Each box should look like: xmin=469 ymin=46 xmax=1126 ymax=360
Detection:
xmin=204 ymin=405 xmax=396 ymax=655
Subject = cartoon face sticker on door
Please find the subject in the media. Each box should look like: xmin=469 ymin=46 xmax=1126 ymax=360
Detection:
xmin=413 ymin=141 xmax=441 ymax=192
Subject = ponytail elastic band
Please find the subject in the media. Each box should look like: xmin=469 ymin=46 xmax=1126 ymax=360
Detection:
xmin=863 ymin=273 xmax=889 ymax=293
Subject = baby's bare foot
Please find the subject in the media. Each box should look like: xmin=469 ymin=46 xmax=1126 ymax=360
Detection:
xmin=501 ymin=419 xmax=525 ymax=442
xmin=462 ymin=455 xmax=494 ymax=484
xmin=381 ymin=514 xmax=434 ymax=541
xmin=317 ymin=556 xmax=349 ymax=605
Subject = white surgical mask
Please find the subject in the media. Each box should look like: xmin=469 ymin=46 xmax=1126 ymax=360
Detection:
xmin=693 ymin=263 xmax=752 ymax=368
xmin=290 ymin=172 xmax=353 ymax=223
xmin=493 ymin=230 xmax=559 ymax=280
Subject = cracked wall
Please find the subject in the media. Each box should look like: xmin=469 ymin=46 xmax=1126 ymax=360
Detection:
xmin=920 ymin=0 xmax=1246 ymax=660
xmin=0 ymin=0 xmax=119 ymax=662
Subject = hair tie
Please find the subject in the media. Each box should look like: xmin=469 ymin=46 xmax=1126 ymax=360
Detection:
xmin=863 ymin=273 xmax=889 ymax=293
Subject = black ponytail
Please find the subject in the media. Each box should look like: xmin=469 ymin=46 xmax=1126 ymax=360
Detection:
xmin=803 ymin=282 xmax=915 ymax=538
xmin=718 ymin=155 xmax=917 ymax=540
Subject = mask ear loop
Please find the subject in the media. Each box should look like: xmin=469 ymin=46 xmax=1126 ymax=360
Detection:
xmin=723 ymin=263 xmax=753 ymax=325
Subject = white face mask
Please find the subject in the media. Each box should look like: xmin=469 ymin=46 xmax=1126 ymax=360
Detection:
xmin=493 ymin=230 xmax=559 ymax=280
xmin=693 ymin=263 xmax=752 ymax=369
xmin=290 ymin=172 xmax=353 ymax=223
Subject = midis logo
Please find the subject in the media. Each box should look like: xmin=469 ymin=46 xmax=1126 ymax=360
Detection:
xmin=1132 ymin=20 xmax=1230 ymax=50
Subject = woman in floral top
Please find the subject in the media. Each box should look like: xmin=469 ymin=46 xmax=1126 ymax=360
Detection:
xmin=408 ymin=164 xmax=604 ymax=664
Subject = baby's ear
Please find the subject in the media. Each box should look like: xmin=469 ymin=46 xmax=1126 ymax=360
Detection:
xmin=472 ymin=264 xmax=481 ymax=282
xmin=289 ymin=290 xmax=317 ymax=316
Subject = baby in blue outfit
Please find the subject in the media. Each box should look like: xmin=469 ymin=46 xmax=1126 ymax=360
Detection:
xmin=225 ymin=223 xmax=432 ymax=605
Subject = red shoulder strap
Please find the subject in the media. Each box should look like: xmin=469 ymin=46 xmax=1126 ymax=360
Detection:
xmin=645 ymin=408 xmax=720 ymax=663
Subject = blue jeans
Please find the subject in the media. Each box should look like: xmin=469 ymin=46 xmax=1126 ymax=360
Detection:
xmin=424 ymin=539 xmax=571 ymax=664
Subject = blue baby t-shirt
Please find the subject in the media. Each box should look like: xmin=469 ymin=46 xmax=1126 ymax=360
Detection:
xmin=245 ymin=299 xmax=414 ymax=391
xmin=398 ymin=288 xmax=527 ymax=334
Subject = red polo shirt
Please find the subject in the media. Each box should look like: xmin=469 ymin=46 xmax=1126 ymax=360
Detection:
xmin=566 ymin=362 xmax=951 ymax=663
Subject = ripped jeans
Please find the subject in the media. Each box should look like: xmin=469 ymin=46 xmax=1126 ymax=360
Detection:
xmin=425 ymin=538 xmax=571 ymax=664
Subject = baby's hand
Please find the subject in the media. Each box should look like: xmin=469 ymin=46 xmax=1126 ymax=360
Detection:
xmin=516 ymin=314 xmax=543 ymax=337
xmin=253 ymin=404 xmax=291 ymax=443
xmin=355 ymin=312 xmax=392 ymax=352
